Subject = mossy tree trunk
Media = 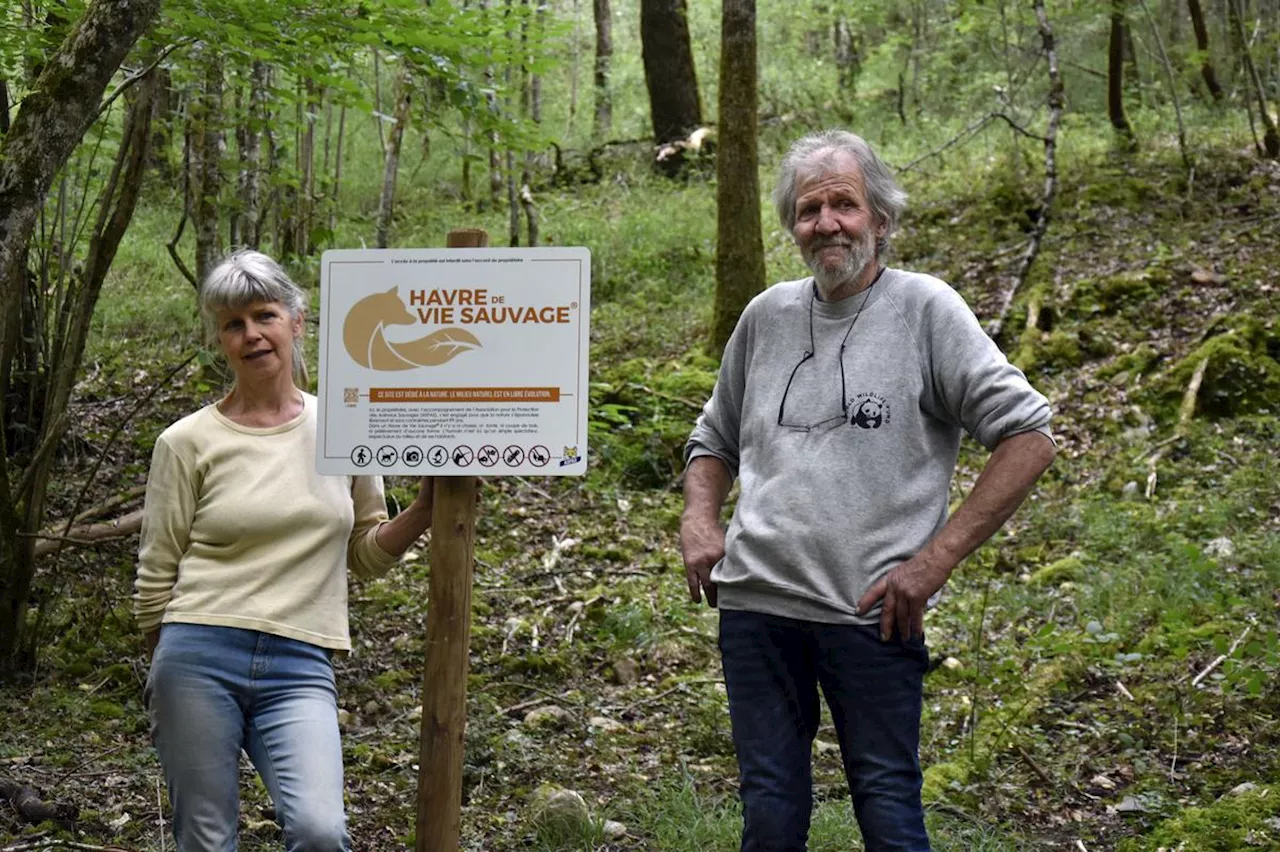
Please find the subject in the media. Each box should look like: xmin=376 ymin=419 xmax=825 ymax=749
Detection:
xmin=711 ymin=0 xmax=765 ymax=356
xmin=0 ymin=0 xmax=162 ymax=673
xmin=1109 ymin=0 xmax=1136 ymax=142
xmin=592 ymin=0 xmax=612 ymax=138
xmin=1187 ymin=0 xmax=1224 ymax=101
xmin=640 ymin=0 xmax=702 ymax=177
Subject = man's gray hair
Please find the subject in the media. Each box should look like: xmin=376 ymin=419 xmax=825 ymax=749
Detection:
xmin=199 ymin=249 xmax=308 ymax=384
xmin=773 ymin=130 xmax=908 ymax=254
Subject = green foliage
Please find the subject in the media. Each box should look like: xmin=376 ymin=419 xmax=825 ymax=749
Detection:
xmin=1162 ymin=315 xmax=1280 ymax=418
xmin=1118 ymin=785 xmax=1280 ymax=852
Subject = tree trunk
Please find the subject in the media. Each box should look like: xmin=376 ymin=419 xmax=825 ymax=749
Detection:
xmin=522 ymin=0 xmax=541 ymax=247
xmin=0 ymin=0 xmax=162 ymax=376
xmin=593 ymin=0 xmax=613 ymax=137
xmin=235 ymin=61 xmax=268 ymax=249
xmin=376 ymin=71 xmax=413 ymax=249
xmin=833 ymin=16 xmax=860 ymax=92
xmin=1109 ymin=0 xmax=1136 ymax=141
xmin=1228 ymin=0 xmax=1279 ymax=157
xmin=712 ymin=0 xmax=765 ymax=356
xmin=190 ymin=53 xmax=224 ymax=284
xmin=0 ymin=0 xmax=162 ymax=672
xmin=640 ymin=0 xmax=702 ymax=176
xmin=296 ymin=81 xmax=316 ymax=257
xmin=1188 ymin=0 xmax=1224 ymax=100
xmin=331 ymin=104 xmax=346 ymax=234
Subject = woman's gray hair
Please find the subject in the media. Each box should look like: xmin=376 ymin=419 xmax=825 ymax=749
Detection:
xmin=773 ymin=130 xmax=908 ymax=254
xmin=199 ymin=249 xmax=308 ymax=385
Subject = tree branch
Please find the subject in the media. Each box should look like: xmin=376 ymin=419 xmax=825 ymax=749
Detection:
xmin=95 ymin=38 xmax=191 ymax=120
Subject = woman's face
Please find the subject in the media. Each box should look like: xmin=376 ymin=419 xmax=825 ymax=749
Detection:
xmin=215 ymin=300 xmax=302 ymax=383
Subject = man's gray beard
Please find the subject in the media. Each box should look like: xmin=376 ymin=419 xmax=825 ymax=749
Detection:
xmin=806 ymin=236 xmax=876 ymax=299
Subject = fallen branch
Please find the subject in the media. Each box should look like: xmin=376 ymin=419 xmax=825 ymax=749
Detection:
xmin=0 ymin=840 xmax=132 ymax=852
xmin=72 ymin=485 xmax=147 ymax=524
xmin=1016 ymin=744 xmax=1053 ymax=785
xmin=0 ymin=777 xmax=78 ymax=826
xmin=987 ymin=0 xmax=1063 ymax=342
xmin=29 ymin=508 xmax=143 ymax=558
xmin=1177 ymin=356 xmax=1210 ymax=427
xmin=1189 ymin=625 xmax=1252 ymax=688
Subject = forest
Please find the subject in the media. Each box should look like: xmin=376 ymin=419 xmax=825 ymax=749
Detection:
xmin=1 ymin=0 xmax=1279 ymax=849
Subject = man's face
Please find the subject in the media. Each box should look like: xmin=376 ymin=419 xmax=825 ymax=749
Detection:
xmin=793 ymin=151 xmax=884 ymax=299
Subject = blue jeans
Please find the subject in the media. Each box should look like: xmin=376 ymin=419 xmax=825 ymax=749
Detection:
xmin=719 ymin=609 xmax=931 ymax=852
xmin=147 ymin=624 xmax=351 ymax=852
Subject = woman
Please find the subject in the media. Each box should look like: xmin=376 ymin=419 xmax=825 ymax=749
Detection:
xmin=134 ymin=250 xmax=432 ymax=851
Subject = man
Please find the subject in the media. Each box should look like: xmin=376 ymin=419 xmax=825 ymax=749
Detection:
xmin=681 ymin=129 xmax=1056 ymax=851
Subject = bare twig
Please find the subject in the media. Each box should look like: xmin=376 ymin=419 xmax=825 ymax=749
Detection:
xmin=96 ymin=39 xmax=191 ymax=120
xmin=620 ymin=678 xmax=722 ymax=714
xmin=157 ymin=774 xmax=166 ymax=852
xmin=1115 ymin=681 xmax=1135 ymax=701
xmin=895 ymin=112 xmax=1046 ymax=176
xmin=1189 ymin=625 xmax=1252 ymax=688
xmin=51 ymin=350 xmax=198 ymax=556
xmin=1016 ymin=744 xmax=1053 ymax=785
xmin=48 ymin=744 xmax=130 ymax=792
xmin=1 ymin=840 xmax=133 ymax=851
xmin=1133 ymin=433 xmax=1182 ymax=463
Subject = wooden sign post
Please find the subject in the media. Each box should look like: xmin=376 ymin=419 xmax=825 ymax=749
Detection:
xmin=416 ymin=227 xmax=488 ymax=852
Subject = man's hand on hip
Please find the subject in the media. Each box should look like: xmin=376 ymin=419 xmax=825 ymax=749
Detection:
xmin=679 ymin=514 xmax=724 ymax=607
xmin=857 ymin=555 xmax=952 ymax=642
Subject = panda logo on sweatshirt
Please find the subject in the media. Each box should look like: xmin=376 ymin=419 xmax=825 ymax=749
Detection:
xmin=850 ymin=393 xmax=889 ymax=429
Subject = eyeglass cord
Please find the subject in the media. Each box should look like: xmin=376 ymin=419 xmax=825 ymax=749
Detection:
xmin=807 ymin=266 xmax=884 ymax=416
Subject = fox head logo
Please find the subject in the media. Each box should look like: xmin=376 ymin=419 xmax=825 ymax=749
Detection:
xmin=563 ymin=446 xmax=577 ymax=458
xmin=343 ymin=287 xmax=481 ymax=370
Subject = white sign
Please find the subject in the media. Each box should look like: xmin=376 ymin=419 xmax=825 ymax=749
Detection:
xmin=317 ymin=248 xmax=590 ymax=476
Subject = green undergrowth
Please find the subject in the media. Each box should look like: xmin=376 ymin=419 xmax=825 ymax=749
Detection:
xmin=6 ymin=121 xmax=1280 ymax=850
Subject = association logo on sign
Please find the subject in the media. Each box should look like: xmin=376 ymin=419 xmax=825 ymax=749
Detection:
xmin=559 ymin=445 xmax=582 ymax=467
xmin=344 ymin=288 xmax=481 ymax=371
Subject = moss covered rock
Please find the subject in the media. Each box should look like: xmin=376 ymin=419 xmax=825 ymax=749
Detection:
xmin=1029 ymin=556 xmax=1085 ymax=586
xmin=1165 ymin=315 xmax=1280 ymax=418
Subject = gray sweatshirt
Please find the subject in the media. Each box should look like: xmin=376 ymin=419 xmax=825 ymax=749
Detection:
xmin=686 ymin=268 xmax=1052 ymax=624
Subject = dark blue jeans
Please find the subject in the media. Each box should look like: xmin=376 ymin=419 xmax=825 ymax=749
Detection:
xmin=719 ymin=609 xmax=930 ymax=852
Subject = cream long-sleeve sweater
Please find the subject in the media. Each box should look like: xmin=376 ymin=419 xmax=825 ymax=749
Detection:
xmin=133 ymin=393 xmax=397 ymax=650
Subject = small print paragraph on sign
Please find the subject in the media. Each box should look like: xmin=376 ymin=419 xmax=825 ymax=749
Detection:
xmin=370 ymin=387 xmax=561 ymax=403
